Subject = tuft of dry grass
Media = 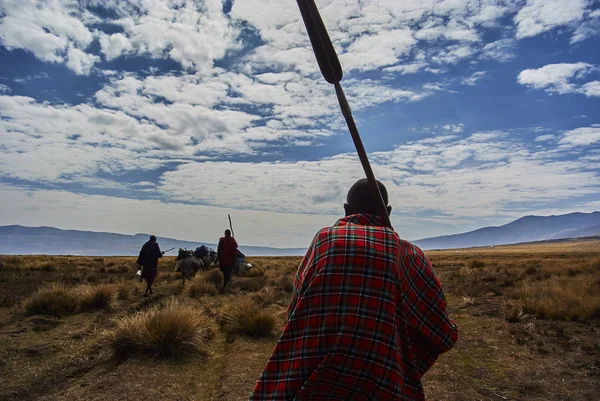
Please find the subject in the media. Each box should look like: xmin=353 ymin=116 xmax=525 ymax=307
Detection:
xmin=242 ymin=266 xmax=265 ymax=277
xmin=23 ymin=283 xmax=79 ymax=317
xmin=219 ymin=297 xmax=277 ymax=338
xmin=510 ymin=276 xmax=600 ymax=321
xmin=232 ymin=276 xmax=267 ymax=292
xmin=110 ymin=299 xmax=216 ymax=359
xmin=469 ymin=259 xmax=486 ymax=269
xmin=504 ymin=302 xmax=524 ymax=322
xmin=1 ymin=255 xmax=21 ymax=270
xmin=84 ymin=273 xmax=100 ymax=284
xmin=78 ymin=284 xmax=117 ymax=312
xmin=116 ymin=282 xmax=131 ymax=300
xmin=39 ymin=262 xmax=56 ymax=272
xmin=187 ymin=278 xmax=219 ymax=297
xmin=252 ymin=287 xmax=279 ymax=308
xmin=203 ymin=269 xmax=224 ymax=289
xmin=275 ymin=275 xmax=294 ymax=293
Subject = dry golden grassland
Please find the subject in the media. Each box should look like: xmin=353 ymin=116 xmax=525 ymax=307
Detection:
xmin=0 ymin=239 xmax=598 ymax=401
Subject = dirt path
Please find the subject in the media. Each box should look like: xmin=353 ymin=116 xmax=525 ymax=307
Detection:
xmin=216 ymin=337 xmax=274 ymax=401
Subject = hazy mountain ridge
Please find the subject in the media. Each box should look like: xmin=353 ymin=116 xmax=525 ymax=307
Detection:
xmin=0 ymin=225 xmax=307 ymax=256
xmin=413 ymin=212 xmax=600 ymax=250
xmin=1 ymin=211 xmax=599 ymax=255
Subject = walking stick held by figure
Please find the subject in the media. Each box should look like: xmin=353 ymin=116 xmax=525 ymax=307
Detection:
xmin=296 ymin=0 xmax=392 ymax=229
xmin=228 ymin=214 xmax=235 ymax=237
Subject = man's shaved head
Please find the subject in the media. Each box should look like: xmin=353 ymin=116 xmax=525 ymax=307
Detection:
xmin=344 ymin=178 xmax=391 ymax=217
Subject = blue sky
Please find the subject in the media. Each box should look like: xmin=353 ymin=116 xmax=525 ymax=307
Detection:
xmin=1 ymin=0 xmax=599 ymax=248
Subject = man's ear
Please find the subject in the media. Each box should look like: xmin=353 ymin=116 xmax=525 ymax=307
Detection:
xmin=344 ymin=203 xmax=350 ymax=216
xmin=387 ymin=205 xmax=392 ymax=216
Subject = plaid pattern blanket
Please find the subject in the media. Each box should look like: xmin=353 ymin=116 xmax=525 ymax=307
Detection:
xmin=250 ymin=214 xmax=458 ymax=401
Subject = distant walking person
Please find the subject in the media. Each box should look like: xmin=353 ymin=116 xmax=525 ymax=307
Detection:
xmin=217 ymin=229 xmax=238 ymax=292
xmin=136 ymin=235 xmax=163 ymax=297
xmin=250 ymin=179 xmax=458 ymax=401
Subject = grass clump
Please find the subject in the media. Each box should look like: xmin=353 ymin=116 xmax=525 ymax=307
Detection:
xmin=276 ymin=275 xmax=294 ymax=293
xmin=233 ymin=276 xmax=267 ymax=292
xmin=220 ymin=297 xmax=277 ymax=338
xmin=187 ymin=278 xmax=219 ymax=297
xmin=203 ymin=269 xmax=224 ymax=289
xmin=24 ymin=283 xmax=79 ymax=317
xmin=252 ymin=287 xmax=279 ymax=308
xmin=78 ymin=284 xmax=117 ymax=312
xmin=116 ymin=282 xmax=131 ymax=300
xmin=243 ymin=266 xmax=266 ymax=277
xmin=504 ymin=302 xmax=524 ymax=322
xmin=1 ymin=256 xmax=21 ymax=270
xmin=469 ymin=259 xmax=486 ymax=269
xmin=511 ymin=276 xmax=600 ymax=321
xmin=110 ymin=299 xmax=216 ymax=359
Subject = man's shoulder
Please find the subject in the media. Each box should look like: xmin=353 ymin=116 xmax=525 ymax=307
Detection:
xmin=397 ymin=238 xmax=430 ymax=266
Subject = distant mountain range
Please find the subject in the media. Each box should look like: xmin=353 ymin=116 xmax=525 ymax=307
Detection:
xmin=413 ymin=211 xmax=600 ymax=250
xmin=1 ymin=211 xmax=599 ymax=255
xmin=0 ymin=226 xmax=307 ymax=256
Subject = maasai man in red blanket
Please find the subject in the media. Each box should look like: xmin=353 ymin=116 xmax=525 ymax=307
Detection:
xmin=217 ymin=229 xmax=238 ymax=292
xmin=250 ymin=179 xmax=458 ymax=401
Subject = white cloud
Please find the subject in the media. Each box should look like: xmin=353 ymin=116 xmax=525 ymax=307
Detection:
xmin=13 ymin=72 xmax=49 ymax=84
xmin=0 ymin=84 xmax=11 ymax=94
xmin=414 ymin=20 xmax=480 ymax=43
xmin=384 ymin=63 xmax=428 ymax=74
xmin=113 ymin=0 xmax=241 ymax=73
xmin=230 ymin=0 xmax=519 ymax=76
xmin=481 ymin=39 xmax=517 ymax=62
xmin=461 ymin=71 xmax=486 ymax=86
xmin=443 ymin=124 xmax=464 ymax=134
xmin=571 ymin=9 xmax=600 ymax=43
xmin=0 ymin=0 xmax=241 ymax=75
xmin=517 ymin=63 xmax=600 ymax=97
xmin=514 ymin=0 xmax=587 ymax=39
xmin=0 ymin=64 xmax=429 ymax=186
xmin=580 ymin=80 xmax=600 ymax=97
xmin=99 ymin=32 xmax=133 ymax=61
xmin=340 ymin=28 xmax=416 ymax=71
xmin=0 ymin=0 xmax=97 ymax=73
xmin=66 ymin=45 xmax=100 ymax=75
xmin=431 ymin=44 xmax=475 ymax=64
xmin=535 ymin=134 xmax=556 ymax=142
xmin=0 ymin=95 xmax=173 ymax=182
xmin=154 ymin=128 xmax=600 ymax=220
xmin=559 ymin=125 xmax=600 ymax=146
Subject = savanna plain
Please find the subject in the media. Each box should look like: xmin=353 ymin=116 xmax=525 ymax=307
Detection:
xmin=1 ymin=238 xmax=599 ymax=401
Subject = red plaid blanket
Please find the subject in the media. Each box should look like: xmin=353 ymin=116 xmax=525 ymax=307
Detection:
xmin=250 ymin=214 xmax=458 ymax=400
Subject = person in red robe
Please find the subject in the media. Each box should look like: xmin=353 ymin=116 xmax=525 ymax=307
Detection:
xmin=249 ymin=179 xmax=458 ymax=400
xmin=217 ymin=229 xmax=238 ymax=292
